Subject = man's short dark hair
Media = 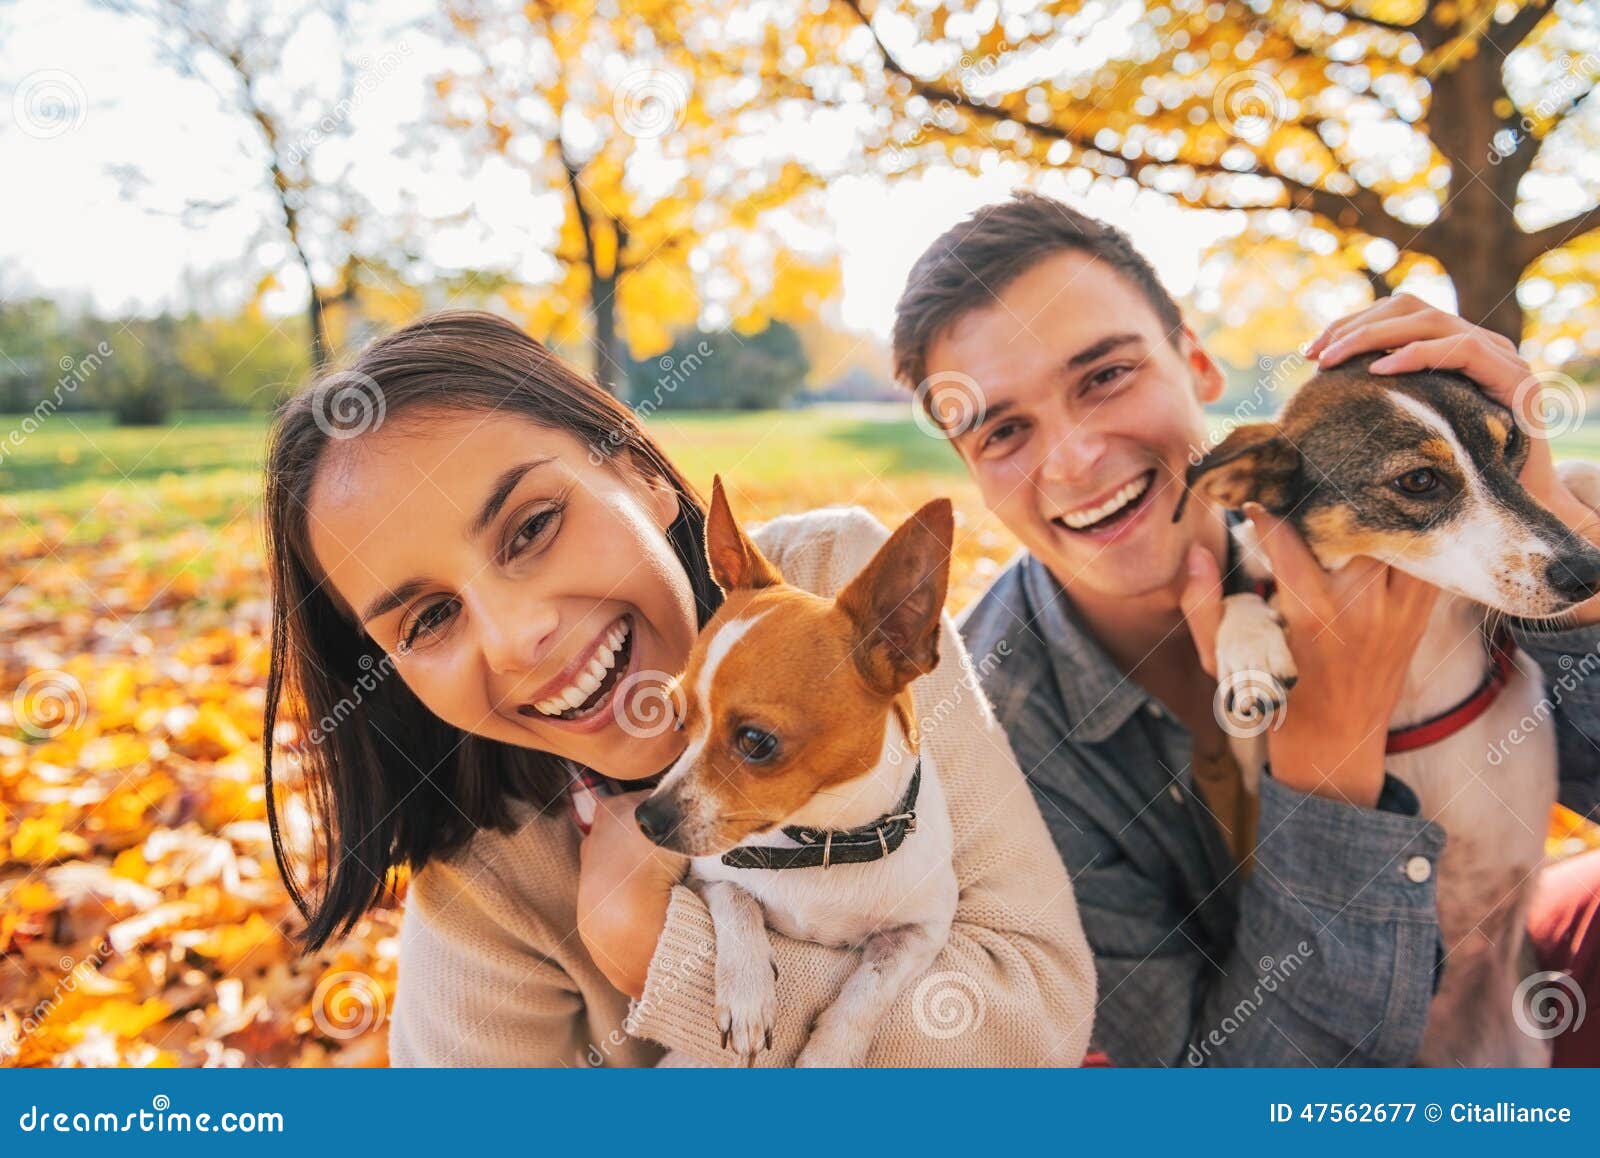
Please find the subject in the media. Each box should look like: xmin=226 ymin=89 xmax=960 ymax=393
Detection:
xmin=892 ymin=191 xmax=1187 ymax=388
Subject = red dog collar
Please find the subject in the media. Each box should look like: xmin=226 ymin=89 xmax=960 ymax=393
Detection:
xmin=1385 ymin=629 xmax=1518 ymax=755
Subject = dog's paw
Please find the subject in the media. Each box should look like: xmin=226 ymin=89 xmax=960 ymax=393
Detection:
xmin=1214 ymin=592 xmax=1296 ymax=728
xmin=714 ymin=952 xmax=775 ymax=1063
xmin=794 ymin=1019 xmax=869 ymax=1068
xmin=1558 ymin=460 xmax=1600 ymax=514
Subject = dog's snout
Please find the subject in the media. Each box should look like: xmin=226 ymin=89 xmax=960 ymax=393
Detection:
xmin=634 ymin=795 xmax=680 ymax=845
xmin=1546 ymin=553 xmax=1600 ymax=605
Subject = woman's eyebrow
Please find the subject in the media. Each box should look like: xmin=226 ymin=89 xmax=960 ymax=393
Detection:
xmin=470 ymin=455 xmax=557 ymax=538
xmin=358 ymin=456 xmax=558 ymax=626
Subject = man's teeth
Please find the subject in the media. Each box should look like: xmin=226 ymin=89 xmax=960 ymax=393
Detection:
xmin=533 ymin=621 xmax=629 ymax=716
xmin=1059 ymin=474 xmax=1151 ymax=530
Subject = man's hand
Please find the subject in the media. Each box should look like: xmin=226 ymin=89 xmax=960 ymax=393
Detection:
xmin=577 ymin=789 xmax=687 ymax=999
xmin=1181 ymin=504 xmax=1438 ymax=808
xmin=1309 ymin=295 xmax=1600 ymax=612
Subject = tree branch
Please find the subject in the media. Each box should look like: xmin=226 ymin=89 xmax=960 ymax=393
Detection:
xmin=1522 ymin=204 xmax=1600 ymax=266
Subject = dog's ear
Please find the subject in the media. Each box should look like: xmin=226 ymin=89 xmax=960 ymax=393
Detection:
xmin=705 ymin=475 xmax=783 ymax=592
xmin=1175 ymin=423 xmax=1300 ymax=520
xmin=836 ymin=498 xmax=953 ymax=694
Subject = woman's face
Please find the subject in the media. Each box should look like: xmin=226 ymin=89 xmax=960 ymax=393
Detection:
xmin=306 ymin=407 xmax=700 ymax=782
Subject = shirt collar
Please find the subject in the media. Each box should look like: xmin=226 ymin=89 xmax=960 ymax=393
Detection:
xmin=1018 ymin=552 xmax=1155 ymax=745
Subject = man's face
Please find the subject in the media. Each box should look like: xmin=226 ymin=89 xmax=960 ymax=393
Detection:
xmin=925 ymin=250 xmax=1222 ymax=600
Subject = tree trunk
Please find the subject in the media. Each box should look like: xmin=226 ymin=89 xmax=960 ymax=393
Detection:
xmin=590 ymin=275 xmax=628 ymax=399
xmin=307 ymin=285 xmax=330 ymax=370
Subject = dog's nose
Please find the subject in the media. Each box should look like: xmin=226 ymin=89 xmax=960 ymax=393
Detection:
xmin=634 ymin=795 xmax=679 ymax=845
xmin=1546 ymin=553 xmax=1600 ymax=604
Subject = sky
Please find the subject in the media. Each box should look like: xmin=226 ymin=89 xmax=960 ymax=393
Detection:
xmin=0 ymin=0 xmax=1259 ymax=345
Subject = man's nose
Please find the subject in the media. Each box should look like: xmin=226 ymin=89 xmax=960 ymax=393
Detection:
xmin=1038 ymin=423 xmax=1107 ymax=484
xmin=472 ymin=584 xmax=561 ymax=676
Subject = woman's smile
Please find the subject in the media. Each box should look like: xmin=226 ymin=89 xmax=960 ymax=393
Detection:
xmin=516 ymin=613 xmax=636 ymax=730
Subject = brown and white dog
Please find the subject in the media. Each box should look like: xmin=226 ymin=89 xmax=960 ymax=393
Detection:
xmin=635 ymin=479 xmax=958 ymax=1067
xmin=1184 ymin=355 xmax=1600 ymax=1067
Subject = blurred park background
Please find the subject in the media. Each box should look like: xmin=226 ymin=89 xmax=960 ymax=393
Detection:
xmin=4 ymin=0 xmax=1600 ymax=1067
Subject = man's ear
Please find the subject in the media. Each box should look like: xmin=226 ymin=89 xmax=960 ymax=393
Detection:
xmin=1175 ymin=423 xmax=1300 ymax=521
xmin=705 ymin=475 xmax=783 ymax=592
xmin=1181 ymin=327 xmax=1225 ymax=406
xmin=836 ymin=498 xmax=953 ymax=695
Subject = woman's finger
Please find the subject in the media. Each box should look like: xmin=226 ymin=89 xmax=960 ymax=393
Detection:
xmin=1366 ymin=337 xmax=1530 ymax=409
xmin=1307 ymin=293 xmax=1425 ymax=357
xmin=1317 ymin=313 xmax=1468 ymax=367
xmin=1177 ymin=544 xmax=1223 ymax=677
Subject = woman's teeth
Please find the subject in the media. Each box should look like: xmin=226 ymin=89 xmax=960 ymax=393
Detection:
xmin=1058 ymin=472 xmax=1153 ymax=531
xmin=532 ymin=619 xmax=630 ymax=718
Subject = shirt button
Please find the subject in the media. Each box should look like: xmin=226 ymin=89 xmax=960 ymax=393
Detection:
xmin=1168 ymin=784 xmax=1184 ymax=804
xmin=1404 ymin=855 xmax=1432 ymax=883
xmin=1144 ymin=702 xmax=1164 ymax=719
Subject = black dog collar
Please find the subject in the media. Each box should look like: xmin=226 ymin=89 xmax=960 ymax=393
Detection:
xmin=719 ymin=762 xmax=922 ymax=871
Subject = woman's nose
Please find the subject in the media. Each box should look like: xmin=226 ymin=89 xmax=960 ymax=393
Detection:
xmin=472 ymin=587 xmax=561 ymax=677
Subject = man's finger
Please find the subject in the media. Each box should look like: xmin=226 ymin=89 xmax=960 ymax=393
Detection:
xmin=1245 ymin=503 xmax=1330 ymax=629
xmin=1178 ymin=544 xmax=1223 ymax=677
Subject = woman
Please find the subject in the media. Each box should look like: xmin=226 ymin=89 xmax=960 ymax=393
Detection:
xmin=261 ymin=310 xmax=1095 ymax=1066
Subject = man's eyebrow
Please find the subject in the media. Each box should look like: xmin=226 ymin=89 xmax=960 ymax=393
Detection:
xmin=471 ymin=456 xmax=556 ymax=538
xmin=359 ymin=456 xmax=556 ymax=626
xmin=1063 ymin=332 xmax=1145 ymax=371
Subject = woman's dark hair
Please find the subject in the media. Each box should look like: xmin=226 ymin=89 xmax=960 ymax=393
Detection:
xmin=261 ymin=310 xmax=721 ymax=950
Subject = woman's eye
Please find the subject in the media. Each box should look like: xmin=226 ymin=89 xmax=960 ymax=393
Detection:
xmin=401 ymin=598 xmax=458 ymax=651
xmin=507 ymin=505 xmax=562 ymax=559
xmin=734 ymin=726 xmax=778 ymax=762
xmin=1394 ymin=467 xmax=1440 ymax=495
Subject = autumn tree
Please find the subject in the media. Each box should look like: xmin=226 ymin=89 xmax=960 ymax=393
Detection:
xmin=101 ymin=0 xmax=403 ymax=370
xmin=426 ymin=0 xmax=839 ymax=395
xmin=787 ymin=0 xmax=1597 ymax=344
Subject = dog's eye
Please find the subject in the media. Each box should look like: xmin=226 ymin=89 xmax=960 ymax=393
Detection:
xmin=1505 ymin=424 xmax=1521 ymax=456
xmin=734 ymin=726 xmax=778 ymax=762
xmin=1394 ymin=468 xmax=1440 ymax=495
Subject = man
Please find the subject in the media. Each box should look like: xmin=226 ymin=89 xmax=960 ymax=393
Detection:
xmin=893 ymin=191 xmax=1600 ymax=1066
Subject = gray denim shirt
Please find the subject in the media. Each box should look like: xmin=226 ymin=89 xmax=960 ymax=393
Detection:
xmin=959 ymin=550 xmax=1600 ymax=1067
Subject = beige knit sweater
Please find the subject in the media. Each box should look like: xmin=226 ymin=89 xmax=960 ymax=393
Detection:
xmin=386 ymin=506 xmax=1096 ymax=1067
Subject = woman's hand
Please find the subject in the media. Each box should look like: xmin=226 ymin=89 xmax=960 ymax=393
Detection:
xmin=1309 ymin=294 xmax=1600 ymax=554
xmin=1182 ymin=504 xmax=1438 ymax=809
xmin=577 ymin=789 xmax=687 ymax=999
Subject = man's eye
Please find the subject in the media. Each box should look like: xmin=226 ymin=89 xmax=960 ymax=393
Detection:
xmin=734 ymin=726 xmax=778 ymax=762
xmin=1087 ymin=363 xmax=1133 ymax=391
xmin=1394 ymin=467 xmax=1440 ymax=495
xmin=401 ymin=598 xmax=459 ymax=652
xmin=980 ymin=420 xmax=1023 ymax=453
